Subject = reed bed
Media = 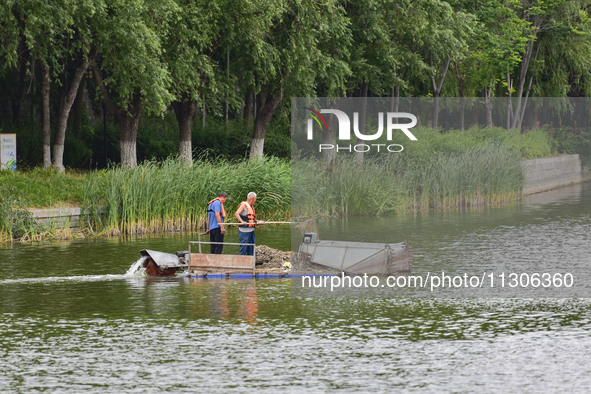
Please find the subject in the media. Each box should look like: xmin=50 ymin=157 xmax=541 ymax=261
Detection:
xmin=292 ymin=143 xmax=524 ymax=217
xmin=400 ymin=144 xmax=523 ymax=209
xmin=291 ymin=157 xmax=406 ymax=218
xmin=0 ymin=127 xmax=554 ymax=241
xmin=82 ymin=156 xmax=291 ymax=235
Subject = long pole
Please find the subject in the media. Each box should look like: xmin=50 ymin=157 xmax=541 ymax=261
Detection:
xmin=223 ymin=221 xmax=294 ymax=226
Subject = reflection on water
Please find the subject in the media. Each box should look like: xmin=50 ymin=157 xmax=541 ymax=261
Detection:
xmin=0 ymin=182 xmax=591 ymax=391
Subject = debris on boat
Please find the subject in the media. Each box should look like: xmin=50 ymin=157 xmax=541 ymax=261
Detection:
xmin=254 ymin=245 xmax=292 ymax=269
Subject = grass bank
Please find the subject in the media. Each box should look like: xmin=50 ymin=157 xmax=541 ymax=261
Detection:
xmin=0 ymin=169 xmax=92 ymax=242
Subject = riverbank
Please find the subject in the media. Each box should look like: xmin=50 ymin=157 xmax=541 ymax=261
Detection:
xmin=2 ymin=127 xmax=589 ymax=243
xmin=0 ymin=157 xmax=291 ymax=242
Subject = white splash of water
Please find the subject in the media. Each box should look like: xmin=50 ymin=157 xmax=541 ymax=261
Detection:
xmin=125 ymin=256 xmax=149 ymax=276
xmin=0 ymin=256 xmax=150 ymax=285
xmin=0 ymin=274 xmax=128 ymax=285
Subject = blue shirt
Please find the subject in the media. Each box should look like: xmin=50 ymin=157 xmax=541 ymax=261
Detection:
xmin=208 ymin=199 xmax=224 ymax=230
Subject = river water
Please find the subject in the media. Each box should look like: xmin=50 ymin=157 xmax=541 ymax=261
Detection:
xmin=1 ymin=183 xmax=590 ymax=392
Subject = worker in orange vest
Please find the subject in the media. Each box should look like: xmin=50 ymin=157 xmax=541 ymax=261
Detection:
xmin=235 ymin=192 xmax=265 ymax=255
xmin=207 ymin=192 xmax=227 ymax=254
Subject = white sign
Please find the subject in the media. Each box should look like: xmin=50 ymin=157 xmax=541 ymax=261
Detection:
xmin=0 ymin=134 xmax=17 ymax=171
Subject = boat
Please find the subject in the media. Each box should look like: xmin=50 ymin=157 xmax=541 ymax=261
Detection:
xmin=138 ymin=232 xmax=410 ymax=277
xmin=138 ymin=239 xmax=291 ymax=277
xmin=139 ymin=249 xmax=188 ymax=276
xmin=294 ymin=233 xmax=411 ymax=275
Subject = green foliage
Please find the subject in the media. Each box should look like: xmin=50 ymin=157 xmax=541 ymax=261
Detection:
xmin=95 ymin=0 xmax=177 ymax=115
xmin=292 ymin=126 xmax=557 ymax=217
xmin=395 ymin=143 xmax=523 ymax=209
xmin=0 ymin=185 xmax=38 ymax=240
xmin=2 ymin=0 xmax=591 ymax=170
xmin=549 ymin=128 xmax=591 ymax=167
xmin=354 ymin=126 xmax=553 ymax=160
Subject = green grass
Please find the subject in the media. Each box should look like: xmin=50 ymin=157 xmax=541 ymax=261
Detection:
xmin=0 ymin=167 xmax=88 ymax=208
xmin=292 ymin=157 xmax=406 ymax=218
xmin=396 ymin=143 xmax=523 ymax=209
xmin=292 ymin=143 xmax=524 ymax=217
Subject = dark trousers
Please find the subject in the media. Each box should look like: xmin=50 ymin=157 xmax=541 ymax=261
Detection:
xmin=209 ymin=227 xmax=224 ymax=254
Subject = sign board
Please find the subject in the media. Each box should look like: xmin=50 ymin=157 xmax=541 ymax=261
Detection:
xmin=0 ymin=134 xmax=16 ymax=171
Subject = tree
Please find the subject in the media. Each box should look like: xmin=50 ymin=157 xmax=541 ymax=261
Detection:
xmin=451 ymin=0 xmax=530 ymax=128
xmin=229 ymin=0 xmax=350 ymax=160
xmin=505 ymin=0 xmax=590 ymax=129
xmin=166 ymin=0 xmax=222 ymax=166
xmin=51 ymin=1 xmax=101 ymax=172
xmin=92 ymin=0 xmax=175 ymax=169
xmin=418 ymin=0 xmax=472 ymax=129
xmin=342 ymin=0 xmax=398 ymax=162
xmin=10 ymin=0 xmax=71 ymax=168
xmin=0 ymin=0 xmax=25 ymax=124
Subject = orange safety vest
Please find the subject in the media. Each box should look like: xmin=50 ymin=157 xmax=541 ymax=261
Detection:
xmin=239 ymin=201 xmax=256 ymax=228
xmin=207 ymin=198 xmax=226 ymax=218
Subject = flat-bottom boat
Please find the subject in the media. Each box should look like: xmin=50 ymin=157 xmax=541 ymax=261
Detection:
xmin=138 ymin=232 xmax=410 ymax=277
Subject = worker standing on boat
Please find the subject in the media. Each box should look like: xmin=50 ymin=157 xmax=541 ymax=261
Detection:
xmin=235 ymin=192 xmax=265 ymax=255
xmin=207 ymin=192 xmax=227 ymax=254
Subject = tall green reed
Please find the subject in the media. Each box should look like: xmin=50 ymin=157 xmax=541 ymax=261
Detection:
xmin=82 ymin=156 xmax=291 ymax=235
xmin=292 ymin=142 xmax=524 ymax=217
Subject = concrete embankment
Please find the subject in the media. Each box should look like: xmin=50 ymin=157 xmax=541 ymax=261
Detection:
xmin=30 ymin=207 xmax=104 ymax=230
xmin=523 ymin=154 xmax=587 ymax=195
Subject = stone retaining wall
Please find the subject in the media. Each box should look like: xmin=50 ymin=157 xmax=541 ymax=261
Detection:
xmin=30 ymin=207 xmax=105 ymax=229
xmin=523 ymin=154 xmax=584 ymax=195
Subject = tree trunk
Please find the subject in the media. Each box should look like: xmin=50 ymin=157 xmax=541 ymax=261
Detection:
xmin=119 ymin=110 xmax=141 ymax=169
xmin=390 ymin=85 xmax=400 ymax=113
xmin=356 ymin=80 xmax=368 ymax=164
xmin=244 ymin=89 xmax=254 ymax=122
xmin=484 ymin=79 xmax=494 ymax=128
xmin=73 ymin=78 xmax=85 ymax=135
xmin=41 ymin=64 xmax=52 ymax=168
xmin=52 ymin=59 xmax=90 ymax=172
xmin=484 ymin=94 xmax=493 ymax=128
xmin=12 ymin=43 xmax=27 ymax=123
xmin=510 ymin=18 xmax=541 ymax=129
xmin=431 ymin=56 xmax=451 ymax=130
xmin=515 ymin=42 xmax=540 ymax=131
xmin=455 ymin=61 xmax=466 ymax=130
xmin=506 ymin=74 xmax=512 ymax=129
xmin=92 ymin=60 xmax=142 ymax=169
xmin=432 ymin=95 xmax=440 ymax=129
xmin=323 ymin=113 xmax=337 ymax=166
xmin=172 ymin=100 xmax=198 ymax=166
xmin=249 ymin=88 xmax=282 ymax=160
